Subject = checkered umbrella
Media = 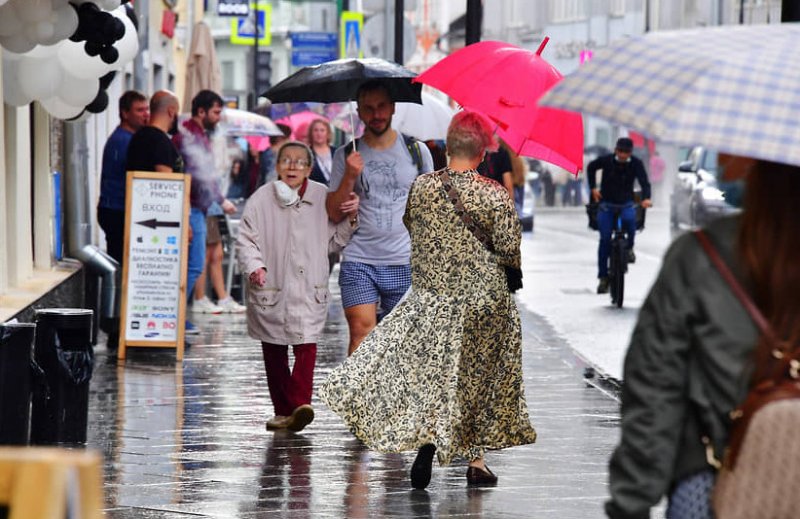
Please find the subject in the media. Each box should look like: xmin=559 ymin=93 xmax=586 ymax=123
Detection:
xmin=539 ymin=23 xmax=800 ymax=167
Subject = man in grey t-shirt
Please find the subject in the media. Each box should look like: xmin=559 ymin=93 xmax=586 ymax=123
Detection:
xmin=327 ymin=80 xmax=433 ymax=356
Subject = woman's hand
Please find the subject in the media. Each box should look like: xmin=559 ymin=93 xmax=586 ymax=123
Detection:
xmin=249 ymin=268 xmax=266 ymax=287
xmin=339 ymin=192 xmax=359 ymax=216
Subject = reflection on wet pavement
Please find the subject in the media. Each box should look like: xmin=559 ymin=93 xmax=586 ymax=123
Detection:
xmin=88 ymin=280 xmax=622 ymax=518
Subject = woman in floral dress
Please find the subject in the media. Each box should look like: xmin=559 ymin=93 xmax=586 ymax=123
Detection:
xmin=320 ymin=110 xmax=537 ymax=489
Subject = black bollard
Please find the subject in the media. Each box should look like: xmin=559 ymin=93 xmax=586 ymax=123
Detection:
xmin=30 ymin=309 xmax=94 ymax=446
xmin=0 ymin=322 xmax=37 ymax=445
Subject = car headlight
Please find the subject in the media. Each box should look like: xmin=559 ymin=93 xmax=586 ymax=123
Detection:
xmin=701 ymin=187 xmax=726 ymax=202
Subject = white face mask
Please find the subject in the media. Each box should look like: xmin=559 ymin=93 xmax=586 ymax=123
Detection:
xmin=274 ymin=180 xmax=300 ymax=206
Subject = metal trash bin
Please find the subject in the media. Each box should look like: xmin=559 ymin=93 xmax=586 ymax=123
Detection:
xmin=0 ymin=322 xmax=37 ymax=445
xmin=30 ymin=309 xmax=94 ymax=445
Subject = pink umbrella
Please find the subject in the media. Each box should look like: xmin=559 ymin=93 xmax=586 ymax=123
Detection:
xmin=276 ymin=111 xmax=329 ymax=142
xmin=415 ymin=39 xmax=583 ymax=173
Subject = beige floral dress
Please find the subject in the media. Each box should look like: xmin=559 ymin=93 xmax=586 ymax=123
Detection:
xmin=319 ymin=168 xmax=537 ymax=465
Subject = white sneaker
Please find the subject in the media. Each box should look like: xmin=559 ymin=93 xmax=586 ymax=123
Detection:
xmin=192 ymin=296 xmax=223 ymax=314
xmin=218 ymin=297 xmax=246 ymax=314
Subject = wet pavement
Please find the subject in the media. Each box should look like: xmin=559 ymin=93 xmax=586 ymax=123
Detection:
xmin=87 ymin=277 xmax=625 ymax=518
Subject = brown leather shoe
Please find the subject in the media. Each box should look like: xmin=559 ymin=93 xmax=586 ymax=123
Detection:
xmin=265 ymin=415 xmax=288 ymax=430
xmin=466 ymin=465 xmax=498 ymax=486
xmin=284 ymin=405 xmax=314 ymax=432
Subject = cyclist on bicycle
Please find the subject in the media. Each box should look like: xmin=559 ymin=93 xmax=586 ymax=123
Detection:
xmin=587 ymin=137 xmax=652 ymax=294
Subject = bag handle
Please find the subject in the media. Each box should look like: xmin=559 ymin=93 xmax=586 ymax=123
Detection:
xmin=438 ymin=168 xmax=495 ymax=253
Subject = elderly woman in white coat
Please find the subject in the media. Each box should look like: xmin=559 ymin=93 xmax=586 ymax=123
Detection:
xmin=236 ymin=141 xmax=359 ymax=432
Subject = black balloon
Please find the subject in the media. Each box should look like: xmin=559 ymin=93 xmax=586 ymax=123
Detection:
xmin=86 ymin=90 xmax=109 ymax=114
xmin=100 ymin=46 xmax=119 ymax=64
xmin=99 ymin=71 xmax=116 ymax=89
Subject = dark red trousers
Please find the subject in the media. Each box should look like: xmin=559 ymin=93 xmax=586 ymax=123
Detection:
xmin=261 ymin=342 xmax=317 ymax=416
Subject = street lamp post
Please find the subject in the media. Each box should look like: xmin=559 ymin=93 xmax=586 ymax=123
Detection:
xmin=395 ymin=0 xmax=404 ymax=63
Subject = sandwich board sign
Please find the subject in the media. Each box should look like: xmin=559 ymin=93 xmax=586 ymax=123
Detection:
xmin=118 ymin=171 xmax=191 ymax=360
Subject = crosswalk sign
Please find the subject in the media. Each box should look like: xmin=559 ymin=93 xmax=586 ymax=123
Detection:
xmin=340 ymin=11 xmax=363 ymax=58
xmin=231 ymin=3 xmax=271 ymax=46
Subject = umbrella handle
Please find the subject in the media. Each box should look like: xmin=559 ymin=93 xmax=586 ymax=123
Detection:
xmin=349 ymin=104 xmax=357 ymax=153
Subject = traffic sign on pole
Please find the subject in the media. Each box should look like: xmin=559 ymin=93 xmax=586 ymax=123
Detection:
xmin=340 ymin=11 xmax=363 ymax=58
xmin=231 ymin=3 xmax=271 ymax=46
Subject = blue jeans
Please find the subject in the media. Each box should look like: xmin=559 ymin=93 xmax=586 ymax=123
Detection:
xmin=186 ymin=207 xmax=207 ymax=302
xmin=597 ymin=202 xmax=636 ymax=278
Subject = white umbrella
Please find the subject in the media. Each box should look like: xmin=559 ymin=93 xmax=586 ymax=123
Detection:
xmin=540 ymin=23 xmax=800 ymax=167
xmin=392 ymin=91 xmax=456 ymax=141
xmin=220 ymin=108 xmax=284 ymax=137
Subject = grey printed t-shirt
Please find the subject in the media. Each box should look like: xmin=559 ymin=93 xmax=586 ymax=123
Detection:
xmin=330 ymin=134 xmax=433 ymax=265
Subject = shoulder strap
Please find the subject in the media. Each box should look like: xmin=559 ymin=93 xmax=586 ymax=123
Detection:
xmin=437 ymin=169 xmax=494 ymax=253
xmin=402 ymin=133 xmax=424 ymax=175
xmin=694 ymin=230 xmax=772 ymax=340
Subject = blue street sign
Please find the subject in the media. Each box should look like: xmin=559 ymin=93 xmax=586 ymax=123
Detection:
xmin=292 ymin=50 xmax=339 ymax=67
xmin=290 ymin=32 xmax=338 ymax=50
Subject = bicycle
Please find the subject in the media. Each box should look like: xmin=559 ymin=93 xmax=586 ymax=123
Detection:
xmin=607 ymin=204 xmax=646 ymax=308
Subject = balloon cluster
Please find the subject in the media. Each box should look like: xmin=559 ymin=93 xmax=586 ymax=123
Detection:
xmin=1 ymin=1 xmax=138 ymax=120
xmin=69 ymin=0 xmax=126 ymax=64
xmin=0 ymin=0 xmax=79 ymax=53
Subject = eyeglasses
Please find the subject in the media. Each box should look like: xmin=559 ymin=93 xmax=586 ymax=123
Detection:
xmin=279 ymin=158 xmax=310 ymax=168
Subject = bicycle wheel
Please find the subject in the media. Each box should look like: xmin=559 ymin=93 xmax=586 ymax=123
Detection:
xmin=609 ymin=237 xmax=626 ymax=307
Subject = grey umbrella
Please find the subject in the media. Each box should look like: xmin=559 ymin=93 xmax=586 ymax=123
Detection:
xmin=264 ymin=57 xmax=422 ymax=104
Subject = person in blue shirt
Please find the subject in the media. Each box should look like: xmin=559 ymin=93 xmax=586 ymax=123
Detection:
xmin=587 ymin=137 xmax=652 ymax=294
xmin=97 ymin=90 xmax=149 ymax=263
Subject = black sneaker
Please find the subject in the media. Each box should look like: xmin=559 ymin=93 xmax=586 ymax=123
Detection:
xmin=627 ymin=249 xmax=636 ymax=264
xmin=410 ymin=444 xmax=436 ymax=490
xmin=597 ymin=277 xmax=610 ymax=294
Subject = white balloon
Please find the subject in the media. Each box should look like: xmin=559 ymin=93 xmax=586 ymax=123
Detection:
xmin=57 ymin=39 xmax=112 ymax=79
xmin=51 ymin=2 xmax=78 ymax=41
xmin=16 ymin=0 xmax=51 ymax=23
xmin=17 ymin=55 xmax=62 ymax=99
xmin=40 ymin=96 xmax=83 ymax=119
xmin=97 ymin=0 xmax=121 ymax=11
xmin=58 ymin=72 xmax=99 ymax=107
xmin=23 ymin=44 xmax=58 ymax=59
xmin=1 ymin=33 xmax=36 ymax=53
xmin=0 ymin=4 xmax=21 ymax=37
xmin=1 ymin=56 xmax=33 ymax=106
xmin=111 ymin=6 xmax=137 ymax=67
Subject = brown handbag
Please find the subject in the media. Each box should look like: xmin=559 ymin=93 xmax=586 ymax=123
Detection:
xmin=695 ymin=230 xmax=800 ymax=519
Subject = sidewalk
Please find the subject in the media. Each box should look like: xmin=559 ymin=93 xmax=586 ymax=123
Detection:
xmin=88 ymin=281 xmax=625 ymax=518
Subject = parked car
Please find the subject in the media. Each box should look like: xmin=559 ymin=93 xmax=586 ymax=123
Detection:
xmin=670 ymin=146 xmax=743 ymax=232
xmin=518 ymin=170 xmax=536 ymax=232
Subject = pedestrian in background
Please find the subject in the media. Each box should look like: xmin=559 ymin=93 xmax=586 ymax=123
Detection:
xmin=307 ymin=118 xmax=336 ymax=186
xmin=605 ymin=158 xmax=800 ymax=518
xmin=326 ymin=80 xmax=434 ymax=355
xmin=236 ymin=141 xmax=359 ymax=432
xmin=320 ymin=110 xmax=537 ymax=490
xmin=98 ymin=90 xmax=149 ymax=264
xmin=173 ymin=90 xmax=237 ymax=334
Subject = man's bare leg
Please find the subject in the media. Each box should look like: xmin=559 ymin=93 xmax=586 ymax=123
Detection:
xmin=345 ymin=303 xmax=378 ymax=356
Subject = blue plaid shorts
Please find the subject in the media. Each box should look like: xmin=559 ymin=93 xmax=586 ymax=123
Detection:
xmin=339 ymin=261 xmax=411 ymax=315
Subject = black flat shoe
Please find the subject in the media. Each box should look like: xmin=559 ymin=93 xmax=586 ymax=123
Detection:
xmin=466 ymin=465 xmax=498 ymax=486
xmin=410 ymin=444 xmax=436 ymax=490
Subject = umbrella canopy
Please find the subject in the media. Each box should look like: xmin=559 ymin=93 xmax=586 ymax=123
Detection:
xmin=415 ymin=40 xmax=584 ymax=173
xmin=392 ymin=91 xmax=456 ymax=141
xmin=276 ymin=111 xmax=330 ymax=141
xmin=539 ymin=23 xmax=800 ymax=167
xmin=220 ymin=108 xmax=284 ymax=137
xmin=264 ymin=58 xmax=422 ymax=104
xmin=182 ymin=21 xmax=222 ymax=113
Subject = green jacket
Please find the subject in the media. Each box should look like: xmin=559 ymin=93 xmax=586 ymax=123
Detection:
xmin=606 ymin=215 xmax=758 ymax=518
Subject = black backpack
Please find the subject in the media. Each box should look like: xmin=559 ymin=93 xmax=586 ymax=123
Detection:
xmin=344 ymin=133 xmax=425 ymax=175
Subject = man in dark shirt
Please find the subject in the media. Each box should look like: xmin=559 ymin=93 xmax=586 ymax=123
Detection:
xmin=126 ymin=90 xmax=183 ymax=173
xmin=586 ymin=137 xmax=652 ymax=294
xmin=98 ymin=90 xmax=149 ymax=264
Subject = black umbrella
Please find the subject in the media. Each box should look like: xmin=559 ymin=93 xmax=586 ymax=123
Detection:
xmin=264 ymin=58 xmax=422 ymax=104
